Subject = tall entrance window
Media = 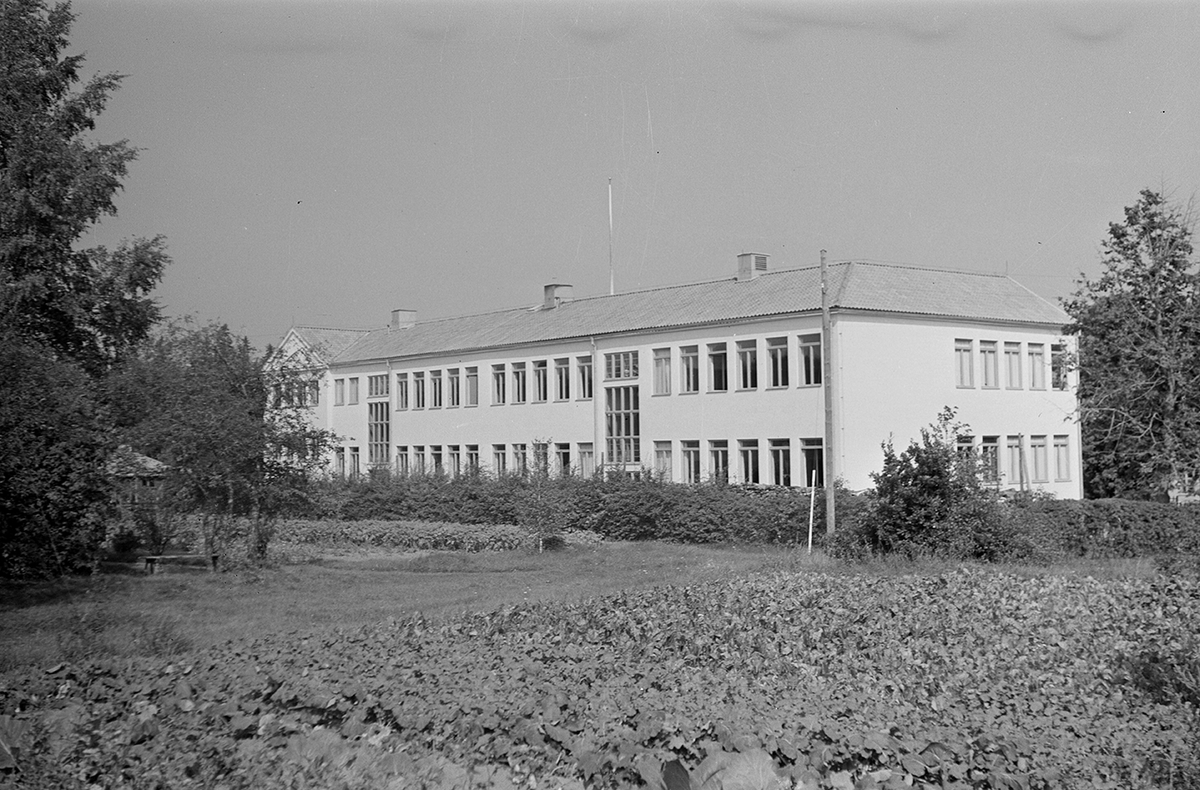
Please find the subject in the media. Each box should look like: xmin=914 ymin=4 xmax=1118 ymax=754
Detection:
xmin=367 ymin=402 xmax=390 ymax=467
xmin=605 ymin=386 xmax=640 ymax=464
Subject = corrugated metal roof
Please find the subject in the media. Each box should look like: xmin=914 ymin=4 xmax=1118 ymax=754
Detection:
xmin=331 ymin=262 xmax=1069 ymax=364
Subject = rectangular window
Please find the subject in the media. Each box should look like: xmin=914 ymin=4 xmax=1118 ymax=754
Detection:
xmin=1007 ymin=435 xmax=1024 ymax=486
xmin=368 ymin=402 xmax=390 ymax=467
xmin=395 ymin=373 xmax=409 ymax=410
xmin=465 ymin=367 xmax=479 ymax=406
xmin=578 ymin=443 xmax=595 ymax=477
xmin=395 ymin=446 xmax=408 ymax=475
xmin=654 ymin=441 xmax=672 ymax=477
xmin=1051 ymin=344 xmax=1068 ymax=390
xmin=533 ymin=360 xmax=548 ymax=402
xmin=956 ymin=434 xmax=975 ymax=460
xmin=767 ymin=337 xmax=789 ymax=387
xmin=513 ymin=443 xmax=528 ymax=475
xmin=1031 ymin=435 xmax=1049 ymax=482
xmin=736 ymin=340 xmax=758 ymax=389
xmin=769 ymin=438 xmax=791 ymax=486
xmin=1028 ymin=344 xmax=1045 ymax=390
xmin=680 ymin=346 xmax=700 ymax=393
xmin=800 ymin=438 xmax=824 ymax=488
xmin=448 ymin=445 xmax=461 ymax=477
xmin=412 ymin=372 xmax=425 ymax=409
xmin=306 ymin=380 xmax=320 ymax=407
xmin=334 ymin=378 xmax=345 ymax=406
xmin=981 ymin=436 xmax=1000 ymax=483
xmin=605 ymin=351 xmax=639 ymax=380
xmin=1005 ymin=342 xmax=1022 ymax=389
xmin=335 ymin=447 xmax=346 ymax=477
xmin=653 ymin=348 xmax=671 ymax=395
xmin=578 ymin=356 xmax=593 ymax=399
xmin=465 ymin=444 xmax=479 ymax=472
xmin=708 ymin=343 xmax=728 ymax=392
xmin=800 ymin=333 xmax=822 ymax=386
xmin=511 ymin=363 xmax=527 ymax=404
xmin=447 ymin=368 xmax=460 ymax=407
xmin=605 ymin=385 xmax=641 ymax=464
xmin=682 ymin=441 xmax=702 ymax=484
xmin=430 ymin=371 xmax=443 ymax=408
xmin=349 ymin=446 xmax=360 ymax=478
xmin=368 ymin=374 xmax=389 ymax=398
xmin=554 ymin=358 xmax=570 ymax=400
xmin=955 ymin=339 xmax=974 ymax=388
xmin=492 ymin=444 xmax=507 ymax=474
xmin=431 ymin=445 xmax=444 ymax=475
xmin=492 ymin=364 xmax=506 ymax=404
xmin=980 ymin=341 xmax=999 ymax=389
xmin=533 ymin=442 xmax=549 ymax=476
xmin=347 ymin=377 xmax=359 ymax=405
xmin=1054 ymin=435 xmax=1070 ymax=481
xmin=739 ymin=439 xmax=760 ymax=483
xmin=412 ymin=446 xmax=425 ymax=475
xmin=555 ymin=443 xmax=571 ymax=476
xmin=709 ymin=440 xmax=729 ymax=482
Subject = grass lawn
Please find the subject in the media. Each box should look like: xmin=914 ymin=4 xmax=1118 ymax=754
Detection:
xmin=0 ymin=541 xmax=805 ymax=673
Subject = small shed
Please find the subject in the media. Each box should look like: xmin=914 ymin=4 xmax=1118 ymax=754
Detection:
xmin=107 ymin=446 xmax=168 ymax=509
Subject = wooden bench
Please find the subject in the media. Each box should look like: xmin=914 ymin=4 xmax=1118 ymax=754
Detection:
xmin=143 ymin=554 xmax=219 ymax=574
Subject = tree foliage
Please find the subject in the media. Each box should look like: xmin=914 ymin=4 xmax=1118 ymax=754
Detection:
xmin=107 ymin=321 xmax=335 ymax=562
xmin=0 ymin=0 xmax=168 ymax=374
xmin=1063 ymin=189 xmax=1200 ymax=498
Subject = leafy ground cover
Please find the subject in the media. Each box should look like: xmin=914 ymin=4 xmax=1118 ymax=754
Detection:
xmin=3 ymin=562 xmax=1197 ymax=789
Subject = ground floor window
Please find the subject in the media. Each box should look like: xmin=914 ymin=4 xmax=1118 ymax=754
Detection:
xmin=709 ymin=440 xmax=729 ymax=483
xmin=739 ymin=439 xmax=759 ymax=484
xmin=654 ymin=441 xmax=672 ymax=478
xmin=769 ymin=438 xmax=791 ymax=486
xmin=605 ymin=385 xmax=640 ymax=464
xmin=555 ymin=443 xmax=571 ymax=476
xmin=578 ymin=443 xmax=594 ymax=477
xmin=800 ymin=438 xmax=823 ymax=487
xmin=682 ymin=441 xmax=701 ymax=484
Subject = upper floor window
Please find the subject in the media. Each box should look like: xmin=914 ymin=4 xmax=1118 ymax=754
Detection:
xmin=367 ymin=374 xmax=389 ymax=398
xmin=605 ymin=351 xmax=638 ymax=380
xmin=1051 ymin=344 xmax=1068 ymax=390
xmin=412 ymin=372 xmax=425 ymax=409
xmin=955 ymin=339 xmax=973 ymax=388
xmin=708 ymin=343 xmax=728 ymax=392
xmin=1028 ymin=344 xmax=1046 ymax=390
xmin=347 ymin=377 xmax=360 ymax=405
xmin=1004 ymin=342 xmax=1022 ymax=389
xmin=447 ymin=368 xmax=460 ymax=407
xmin=555 ymin=358 xmax=571 ymax=400
xmin=492 ymin=364 xmax=506 ymax=404
xmin=800 ymin=333 xmax=821 ymax=386
xmin=511 ymin=362 xmax=527 ymax=403
xmin=465 ymin=367 xmax=479 ymax=406
xmin=395 ymin=373 xmax=409 ymax=410
xmin=533 ymin=360 xmax=548 ymax=402
xmin=767 ymin=337 xmax=788 ymax=387
xmin=652 ymin=348 xmax=671 ymax=395
xmin=578 ymin=356 xmax=593 ymax=399
xmin=430 ymin=370 xmax=443 ymax=408
xmin=980 ymin=341 xmax=999 ymax=389
xmin=334 ymin=378 xmax=345 ymax=406
xmin=736 ymin=340 xmax=757 ymax=390
xmin=680 ymin=346 xmax=699 ymax=393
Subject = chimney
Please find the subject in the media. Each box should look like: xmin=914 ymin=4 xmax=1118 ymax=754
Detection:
xmin=390 ymin=308 xmax=417 ymax=329
xmin=737 ymin=252 xmax=769 ymax=282
xmin=542 ymin=283 xmax=574 ymax=309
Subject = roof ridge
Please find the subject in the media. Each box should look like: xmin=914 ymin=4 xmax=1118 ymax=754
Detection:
xmin=846 ymin=259 xmax=1009 ymax=279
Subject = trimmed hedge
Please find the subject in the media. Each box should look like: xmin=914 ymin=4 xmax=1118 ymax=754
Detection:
xmin=1009 ymin=497 xmax=1200 ymax=558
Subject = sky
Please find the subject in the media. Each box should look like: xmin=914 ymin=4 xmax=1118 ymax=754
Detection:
xmin=70 ymin=0 xmax=1200 ymax=349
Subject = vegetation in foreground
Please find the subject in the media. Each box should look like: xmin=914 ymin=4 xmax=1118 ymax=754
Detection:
xmin=2 ymin=545 xmax=1198 ymax=789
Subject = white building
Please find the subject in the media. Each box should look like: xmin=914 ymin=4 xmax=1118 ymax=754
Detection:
xmin=276 ymin=255 xmax=1082 ymax=498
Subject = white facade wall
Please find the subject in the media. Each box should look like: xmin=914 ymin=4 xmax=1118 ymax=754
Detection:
xmin=316 ymin=311 xmax=1082 ymax=498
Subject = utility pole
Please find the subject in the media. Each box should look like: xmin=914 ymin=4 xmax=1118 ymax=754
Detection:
xmin=821 ymin=250 xmax=836 ymax=535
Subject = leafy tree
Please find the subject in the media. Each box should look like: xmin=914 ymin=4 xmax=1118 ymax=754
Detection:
xmin=108 ymin=321 xmax=335 ymax=563
xmin=0 ymin=328 xmax=111 ymax=577
xmin=1 ymin=0 xmax=168 ymax=374
xmin=1063 ymin=189 xmax=1200 ymax=499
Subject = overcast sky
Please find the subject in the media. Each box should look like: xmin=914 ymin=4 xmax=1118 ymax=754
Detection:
xmin=71 ymin=0 xmax=1200 ymax=348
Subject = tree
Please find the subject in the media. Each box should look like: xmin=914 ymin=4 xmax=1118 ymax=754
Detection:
xmin=1 ymin=0 xmax=168 ymax=374
xmin=1063 ymin=189 xmax=1200 ymax=499
xmin=107 ymin=321 xmax=335 ymax=563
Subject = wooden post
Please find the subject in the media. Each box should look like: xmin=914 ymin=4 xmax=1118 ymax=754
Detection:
xmin=821 ymin=250 xmax=836 ymax=535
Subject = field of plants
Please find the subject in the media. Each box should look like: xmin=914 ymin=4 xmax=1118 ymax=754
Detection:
xmin=3 ymin=561 xmax=1197 ymax=789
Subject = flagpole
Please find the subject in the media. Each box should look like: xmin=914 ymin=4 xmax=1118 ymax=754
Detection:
xmin=608 ymin=178 xmax=614 ymax=296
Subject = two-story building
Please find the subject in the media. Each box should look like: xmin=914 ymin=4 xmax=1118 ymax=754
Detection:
xmin=277 ymin=255 xmax=1081 ymax=497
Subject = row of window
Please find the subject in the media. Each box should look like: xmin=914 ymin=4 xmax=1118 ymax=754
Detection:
xmin=332 ymin=334 xmax=825 ymax=410
xmin=958 ymin=434 xmax=1072 ymax=484
xmin=954 ymin=339 xmax=1068 ymax=391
